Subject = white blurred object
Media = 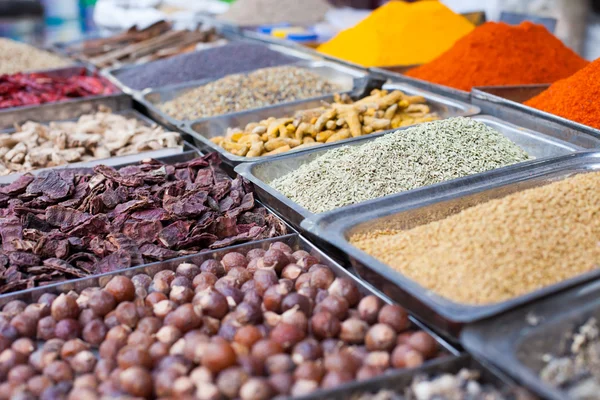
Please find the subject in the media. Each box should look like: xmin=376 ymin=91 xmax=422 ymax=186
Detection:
xmin=93 ymin=0 xmax=228 ymax=30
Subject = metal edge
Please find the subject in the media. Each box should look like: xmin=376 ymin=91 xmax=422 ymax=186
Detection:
xmin=370 ymin=67 xmax=471 ymax=102
xmin=471 ymin=85 xmax=600 ymax=141
xmin=299 ymin=152 xmax=600 ymax=333
xmin=234 ymin=116 xmax=586 ymax=234
xmin=184 ymin=82 xmax=480 ymax=167
xmin=296 ymin=354 xmax=533 ymax=400
xmin=460 ymin=280 xmax=600 ymax=400
xmin=134 ymin=58 xmax=367 ymax=129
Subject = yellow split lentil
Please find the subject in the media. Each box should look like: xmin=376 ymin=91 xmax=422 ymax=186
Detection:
xmin=350 ymin=171 xmax=600 ymax=305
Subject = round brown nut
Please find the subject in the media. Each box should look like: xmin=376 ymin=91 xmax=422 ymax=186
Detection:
xmin=222 ymin=252 xmax=248 ymax=271
xmin=365 ymin=324 xmax=397 ymax=351
xmin=357 ymin=295 xmax=383 ymax=325
xmin=339 ymin=318 xmax=369 ymax=345
xmin=120 ymin=366 xmax=153 ymax=397
xmin=104 ymin=276 xmax=135 ymax=303
xmin=270 ymin=323 xmax=305 ymax=350
xmin=216 ymin=367 xmax=248 ymax=399
xmin=378 ymin=304 xmax=410 ymax=333
xmin=251 ymin=339 xmax=283 ymax=363
xmin=407 ymin=331 xmax=438 ymax=358
xmin=391 ymin=344 xmax=424 ymax=368
xmin=202 ymin=340 xmax=237 ymax=373
xmin=310 ymin=311 xmax=340 ymax=339
xmin=239 ymin=377 xmax=272 ymax=400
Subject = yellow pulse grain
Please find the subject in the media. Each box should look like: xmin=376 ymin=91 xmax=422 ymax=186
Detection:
xmin=317 ymin=1 xmax=474 ymax=67
xmin=350 ymin=172 xmax=600 ymax=305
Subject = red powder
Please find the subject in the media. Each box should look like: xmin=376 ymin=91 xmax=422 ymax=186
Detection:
xmin=525 ymin=57 xmax=600 ymax=129
xmin=405 ymin=22 xmax=588 ymax=91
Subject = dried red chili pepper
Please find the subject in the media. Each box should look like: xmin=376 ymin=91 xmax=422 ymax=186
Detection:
xmin=0 ymin=68 xmax=117 ymax=109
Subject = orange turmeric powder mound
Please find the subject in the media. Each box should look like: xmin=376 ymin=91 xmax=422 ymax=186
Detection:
xmin=525 ymin=57 xmax=600 ymax=129
xmin=406 ymin=21 xmax=588 ymax=91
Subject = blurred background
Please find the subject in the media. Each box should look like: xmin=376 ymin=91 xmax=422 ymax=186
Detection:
xmin=1 ymin=0 xmax=599 ymax=59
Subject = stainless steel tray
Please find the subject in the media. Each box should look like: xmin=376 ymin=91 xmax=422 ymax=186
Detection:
xmin=0 ymin=152 xmax=295 ymax=296
xmin=298 ymin=353 xmax=532 ymax=400
xmin=0 ymin=93 xmax=191 ymax=184
xmin=184 ymin=81 xmax=480 ymax=167
xmin=134 ymin=59 xmax=369 ymax=131
xmin=301 ymin=152 xmax=600 ymax=337
xmin=0 ymin=232 xmax=460 ymax=398
xmin=236 ymin=115 xmax=581 ymax=231
xmin=103 ymin=38 xmax=321 ymax=95
xmin=371 ymin=66 xmax=471 ymax=102
xmin=472 ymin=85 xmax=600 ymax=148
xmin=0 ymin=66 xmax=120 ymax=116
xmin=461 ymin=279 xmax=600 ymax=400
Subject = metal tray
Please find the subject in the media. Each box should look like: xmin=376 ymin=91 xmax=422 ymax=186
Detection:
xmin=134 ymin=59 xmax=369 ymax=131
xmin=370 ymin=66 xmax=471 ymax=102
xmin=298 ymin=353 xmax=533 ymax=400
xmin=0 ymin=233 xmax=460 ymax=399
xmin=472 ymin=85 xmax=600 ymax=147
xmin=0 ymin=93 xmax=191 ymax=184
xmin=236 ymin=115 xmax=581 ymax=232
xmin=104 ymin=38 xmax=321 ymax=95
xmin=0 ymin=66 xmax=120 ymax=115
xmin=461 ymin=279 xmax=600 ymax=400
xmin=300 ymin=151 xmax=600 ymax=337
xmin=184 ymin=81 xmax=480 ymax=167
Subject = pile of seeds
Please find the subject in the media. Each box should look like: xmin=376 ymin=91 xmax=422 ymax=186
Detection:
xmin=160 ymin=66 xmax=341 ymax=121
xmin=211 ymin=89 xmax=439 ymax=158
xmin=115 ymin=43 xmax=299 ymax=90
xmin=0 ymin=38 xmax=71 ymax=75
xmin=352 ymin=369 xmax=531 ymax=400
xmin=350 ymin=171 xmax=600 ymax=305
xmin=0 ymin=241 xmax=442 ymax=399
xmin=0 ymin=107 xmax=181 ymax=176
xmin=271 ymin=117 xmax=530 ymax=213
xmin=540 ymin=318 xmax=600 ymax=399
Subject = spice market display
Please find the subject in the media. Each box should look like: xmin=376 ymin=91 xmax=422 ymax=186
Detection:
xmin=59 ymin=21 xmax=226 ymax=69
xmin=270 ymin=117 xmax=530 ymax=213
xmin=159 ymin=66 xmax=341 ymax=121
xmin=524 ymin=57 xmax=600 ymax=129
xmin=0 ymin=107 xmax=181 ymax=175
xmin=317 ymin=1 xmax=475 ymax=67
xmin=0 ymin=38 xmax=72 ymax=75
xmin=0 ymin=70 xmax=116 ymax=109
xmin=1 ymin=1 xmax=600 ymax=398
xmin=210 ymin=89 xmax=439 ymax=157
xmin=405 ymin=21 xmax=588 ymax=91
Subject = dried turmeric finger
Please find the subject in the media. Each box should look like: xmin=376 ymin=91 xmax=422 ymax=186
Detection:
xmin=405 ymin=95 xmax=427 ymax=104
xmin=251 ymin=125 xmax=267 ymax=135
xmin=238 ymin=134 xmax=261 ymax=144
xmin=264 ymin=138 xmax=288 ymax=152
xmin=314 ymin=109 xmax=337 ymax=132
xmin=211 ymin=136 xmax=225 ymax=145
xmin=325 ymin=129 xmax=351 ymax=143
xmin=384 ymin=104 xmax=398 ymax=120
xmin=364 ymin=116 xmax=391 ymax=131
xmin=342 ymin=109 xmax=363 ymax=137
xmin=316 ymin=130 xmax=336 ymax=142
xmin=405 ymin=104 xmax=432 ymax=117
xmin=246 ymin=141 xmax=264 ymax=157
xmin=377 ymin=91 xmax=404 ymax=108
xmin=263 ymin=145 xmax=291 ymax=156
xmin=303 ymin=136 xmax=315 ymax=144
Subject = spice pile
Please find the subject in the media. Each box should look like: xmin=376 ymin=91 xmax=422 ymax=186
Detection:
xmin=540 ymin=318 xmax=600 ymax=399
xmin=353 ymin=369 xmax=531 ymax=400
xmin=318 ymin=1 xmax=474 ymax=67
xmin=0 ymin=154 xmax=287 ymax=293
xmin=0 ymin=242 xmax=442 ymax=399
xmin=218 ymin=0 xmax=330 ymax=26
xmin=115 ymin=43 xmax=299 ymax=91
xmin=160 ymin=66 xmax=341 ymax=121
xmin=0 ymin=70 xmax=116 ymax=109
xmin=211 ymin=89 xmax=439 ymax=157
xmin=271 ymin=117 xmax=530 ymax=213
xmin=350 ymin=171 xmax=600 ymax=305
xmin=525 ymin=58 xmax=600 ymax=129
xmin=62 ymin=21 xmax=225 ymax=69
xmin=406 ymin=22 xmax=588 ymax=91
xmin=0 ymin=107 xmax=181 ymax=176
xmin=0 ymin=38 xmax=71 ymax=75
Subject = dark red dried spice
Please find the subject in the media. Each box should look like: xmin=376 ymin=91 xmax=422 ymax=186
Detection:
xmin=0 ymin=69 xmax=116 ymax=109
xmin=0 ymin=154 xmax=286 ymax=294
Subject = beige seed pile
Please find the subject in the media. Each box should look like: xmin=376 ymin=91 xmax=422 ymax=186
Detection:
xmin=159 ymin=66 xmax=341 ymax=121
xmin=0 ymin=38 xmax=71 ymax=75
xmin=350 ymin=171 xmax=600 ymax=305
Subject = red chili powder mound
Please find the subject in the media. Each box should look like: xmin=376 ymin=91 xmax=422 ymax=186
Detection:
xmin=525 ymin=57 xmax=600 ymax=129
xmin=405 ymin=21 xmax=588 ymax=91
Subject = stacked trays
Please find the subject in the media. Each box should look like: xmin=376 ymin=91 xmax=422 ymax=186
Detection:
xmin=3 ymin=23 xmax=600 ymax=400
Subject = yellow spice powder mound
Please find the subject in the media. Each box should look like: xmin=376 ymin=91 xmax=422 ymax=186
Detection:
xmin=350 ymin=171 xmax=600 ymax=305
